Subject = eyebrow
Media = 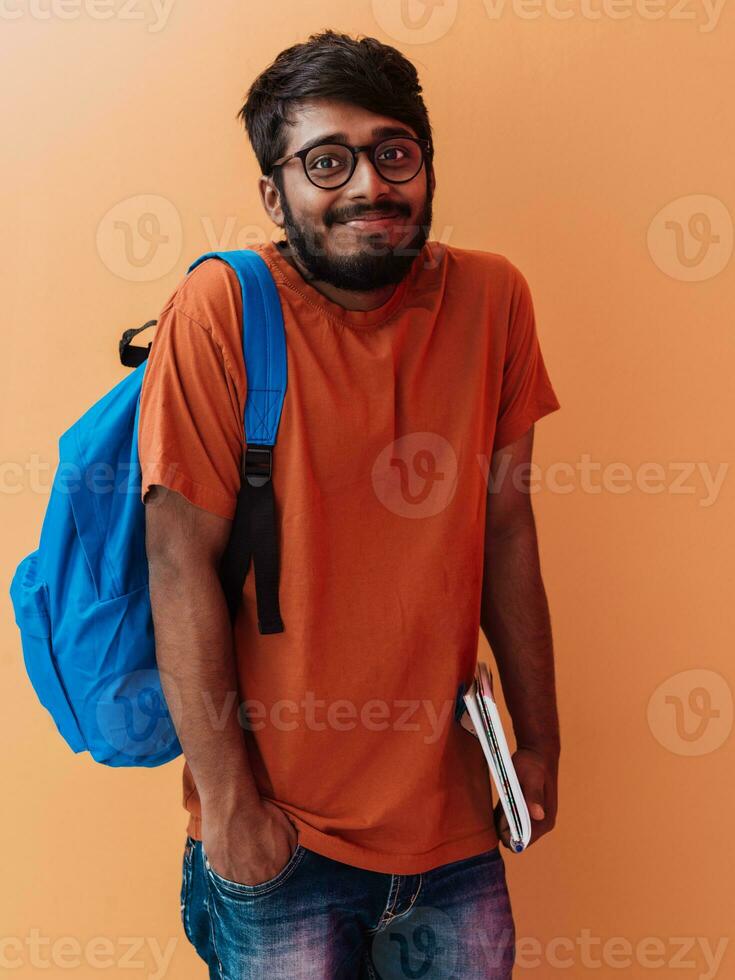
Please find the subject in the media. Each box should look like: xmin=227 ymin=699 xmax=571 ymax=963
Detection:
xmin=293 ymin=126 xmax=417 ymax=156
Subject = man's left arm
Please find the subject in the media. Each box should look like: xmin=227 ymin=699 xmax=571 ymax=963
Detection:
xmin=480 ymin=422 xmax=560 ymax=849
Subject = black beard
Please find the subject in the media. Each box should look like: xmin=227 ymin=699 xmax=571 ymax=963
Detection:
xmin=278 ymin=187 xmax=433 ymax=292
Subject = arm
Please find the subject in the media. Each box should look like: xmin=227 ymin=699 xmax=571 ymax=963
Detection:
xmin=481 ymin=424 xmax=560 ymax=846
xmin=144 ymin=484 xmax=298 ymax=883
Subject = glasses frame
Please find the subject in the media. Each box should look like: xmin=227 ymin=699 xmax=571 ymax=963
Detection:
xmin=268 ymin=136 xmax=433 ymax=190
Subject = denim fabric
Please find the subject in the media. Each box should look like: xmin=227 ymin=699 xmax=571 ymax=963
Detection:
xmin=180 ymin=835 xmax=515 ymax=979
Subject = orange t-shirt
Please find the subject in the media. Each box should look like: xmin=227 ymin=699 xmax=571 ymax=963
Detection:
xmin=138 ymin=238 xmax=560 ymax=874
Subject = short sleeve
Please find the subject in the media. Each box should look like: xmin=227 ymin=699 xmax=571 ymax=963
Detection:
xmin=492 ymin=265 xmax=561 ymax=452
xmin=138 ymin=302 xmax=244 ymax=520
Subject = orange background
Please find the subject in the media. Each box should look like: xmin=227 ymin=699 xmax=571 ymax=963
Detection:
xmin=2 ymin=3 xmax=733 ymax=977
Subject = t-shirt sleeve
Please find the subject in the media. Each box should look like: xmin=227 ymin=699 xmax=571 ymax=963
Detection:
xmin=137 ymin=301 xmax=244 ymax=520
xmin=492 ymin=264 xmax=561 ymax=453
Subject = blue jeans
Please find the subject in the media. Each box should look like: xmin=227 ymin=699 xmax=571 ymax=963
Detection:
xmin=180 ymin=835 xmax=516 ymax=978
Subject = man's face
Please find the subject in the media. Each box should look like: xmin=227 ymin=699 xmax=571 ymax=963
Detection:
xmin=261 ymin=99 xmax=435 ymax=291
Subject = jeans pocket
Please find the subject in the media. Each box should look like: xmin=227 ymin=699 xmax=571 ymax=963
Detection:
xmin=179 ymin=837 xmax=195 ymax=944
xmin=202 ymin=842 xmax=307 ymax=900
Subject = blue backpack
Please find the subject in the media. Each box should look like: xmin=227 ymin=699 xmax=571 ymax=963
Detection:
xmin=8 ymin=249 xmax=288 ymax=768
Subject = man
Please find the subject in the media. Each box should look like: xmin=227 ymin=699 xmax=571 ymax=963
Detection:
xmin=139 ymin=29 xmax=561 ymax=980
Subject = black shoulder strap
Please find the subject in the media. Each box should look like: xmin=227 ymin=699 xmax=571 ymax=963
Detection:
xmin=121 ymin=324 xmax=285 ymax=635
xmin=218 ymin=446 xmax=284 ymax=633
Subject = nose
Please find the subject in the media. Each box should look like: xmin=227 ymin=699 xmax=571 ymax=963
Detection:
xmin=345 ymin=149 xmax=393 ymax=198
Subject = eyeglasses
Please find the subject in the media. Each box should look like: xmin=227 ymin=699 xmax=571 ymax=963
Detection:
xmin=268 ymin=136 xmax=432 ymax=190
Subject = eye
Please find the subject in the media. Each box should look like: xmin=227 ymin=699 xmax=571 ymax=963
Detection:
xmin=311 ymin=155 xmax=341 ymax=171
xmin=305 ymin=145 xmax=352 ymax=174
xmin=377 ymin=144 xmax=408 ymax=162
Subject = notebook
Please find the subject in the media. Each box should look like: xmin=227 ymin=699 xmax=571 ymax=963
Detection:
xmin=459 ymin=660 xmax=532 ymax=853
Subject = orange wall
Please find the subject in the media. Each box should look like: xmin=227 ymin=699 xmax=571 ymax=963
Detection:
xmin=2 ymin=3 xmax=733 ymax=977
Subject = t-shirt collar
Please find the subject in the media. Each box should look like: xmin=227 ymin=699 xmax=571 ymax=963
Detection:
xmin=263 ymin=239 xmax=425 ymax=330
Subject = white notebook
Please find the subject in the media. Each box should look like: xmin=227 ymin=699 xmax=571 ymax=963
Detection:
xmin=459 ymin=660 xmax=532 ymax=853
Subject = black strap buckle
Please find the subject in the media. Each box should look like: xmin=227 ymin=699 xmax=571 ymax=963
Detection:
xmin=243 ymin=446 xmax=272 ymax=487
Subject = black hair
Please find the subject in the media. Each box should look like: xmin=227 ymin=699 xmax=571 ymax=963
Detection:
xmin=237 ymin=29 xmax=434 ymax=188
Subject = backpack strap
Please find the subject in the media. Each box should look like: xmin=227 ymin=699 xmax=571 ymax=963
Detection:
xmin=187 ymin=249 xmax=288 ymax=634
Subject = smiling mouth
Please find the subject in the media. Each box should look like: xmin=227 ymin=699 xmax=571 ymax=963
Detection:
xmin=339 ymin=213 xmax=402 ymax=229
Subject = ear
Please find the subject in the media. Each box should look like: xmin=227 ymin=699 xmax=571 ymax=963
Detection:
xmin=259 ymin=174 xmax=285 ymax=228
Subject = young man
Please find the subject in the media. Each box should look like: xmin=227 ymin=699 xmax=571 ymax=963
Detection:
xmin=139 ymin=29 xmax=561 ymax=980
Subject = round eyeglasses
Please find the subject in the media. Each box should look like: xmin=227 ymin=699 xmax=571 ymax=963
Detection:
xmin=268 ymin=136 xmax=432 ymax=190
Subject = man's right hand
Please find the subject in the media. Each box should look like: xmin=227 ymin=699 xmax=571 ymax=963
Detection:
xmin=201 ymin=799 xmax=300 ymax=887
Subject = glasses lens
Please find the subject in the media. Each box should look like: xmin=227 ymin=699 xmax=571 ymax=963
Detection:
xmin=304 ymin=144 xmax=355 ymax=188
xmin=373 ymin=138 xmax=423 ymax=182
xmin=304 ymin=139 xmax=424 ymax=187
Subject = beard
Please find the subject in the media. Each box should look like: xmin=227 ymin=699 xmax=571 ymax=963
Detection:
xmin=276 ymin=178 xmax=434 ymax=292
